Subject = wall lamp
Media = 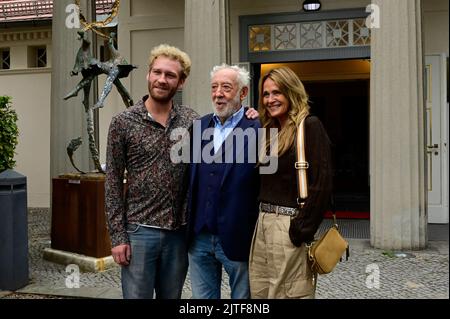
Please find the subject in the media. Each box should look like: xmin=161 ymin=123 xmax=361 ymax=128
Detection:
xmin=302 ymin=0 xmax=321 ymax=12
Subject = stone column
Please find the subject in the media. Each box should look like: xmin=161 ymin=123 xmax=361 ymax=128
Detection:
xmin=370 ymin=0 xmax=427 ymax=249
xmin=183 ymin=0 xmax=230 ymax=115
xmin=50 ymin=0 xmax=94 ymax=177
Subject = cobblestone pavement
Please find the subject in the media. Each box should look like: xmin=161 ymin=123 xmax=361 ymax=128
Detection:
xmin=1 ymin=293 xmax=79 ymax=299
xmin=1 ymin=208 xmax=448 ymax=299
xmin=21 ymin=208 xmax=122 ymax=293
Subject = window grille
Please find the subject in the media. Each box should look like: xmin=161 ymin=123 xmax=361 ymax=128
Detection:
xmin=0 ymin=48 xmax=10 ymax=69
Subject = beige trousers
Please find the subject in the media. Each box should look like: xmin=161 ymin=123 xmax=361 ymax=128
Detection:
xmin=249 ymin=211 xmax=316 ymax=299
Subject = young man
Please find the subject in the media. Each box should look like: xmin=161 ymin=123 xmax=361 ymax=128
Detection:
xmin=105 ymin=44 xmax=198 ymax=299
xmin=187 ymin=64 xmax=260 ymax=299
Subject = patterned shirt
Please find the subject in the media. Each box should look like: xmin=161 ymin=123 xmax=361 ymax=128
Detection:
xmin=105 ymin=95 xmax=199 ymax=247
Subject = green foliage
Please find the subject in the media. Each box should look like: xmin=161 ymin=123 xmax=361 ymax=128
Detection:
xmin=382 ymin=250 xmax=396 ymax=258
xmin=0 ymin=96 xmax=19 ymax=172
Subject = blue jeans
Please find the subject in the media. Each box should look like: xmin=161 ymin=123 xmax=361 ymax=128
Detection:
xmin=188 ymin=231 xmax=250 ymax=299
xmin=121 ymin=224 xmax=188 ymax=299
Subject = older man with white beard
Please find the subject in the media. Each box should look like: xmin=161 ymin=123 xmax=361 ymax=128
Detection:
xmin=187 ymin=64 xmax=261 ymax=299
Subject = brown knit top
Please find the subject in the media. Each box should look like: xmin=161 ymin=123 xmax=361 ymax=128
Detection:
xmin=259 ymin=115 xmax=333 ymax=245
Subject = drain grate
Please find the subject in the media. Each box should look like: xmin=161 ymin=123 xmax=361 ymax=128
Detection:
xmin=316 ymin=220 xmax=449 ymax=241
xmin=428 ymin=224 xmax=449 ymax=241
xmin=316 ymin=219 xmax=370 ymax=239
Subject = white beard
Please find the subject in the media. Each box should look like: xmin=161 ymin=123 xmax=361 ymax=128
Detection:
xmin=212 ymin=94 xmax=241 ymax=122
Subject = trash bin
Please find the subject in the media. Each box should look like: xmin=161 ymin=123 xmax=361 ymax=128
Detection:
xmin=0 ymin=169 xmax=29 ymax=290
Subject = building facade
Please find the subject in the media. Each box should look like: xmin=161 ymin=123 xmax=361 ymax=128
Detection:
xmin=0 ymin=0 xmax=52 ymax=207
xmin=1 ymin=0 xmax=448 ymax=249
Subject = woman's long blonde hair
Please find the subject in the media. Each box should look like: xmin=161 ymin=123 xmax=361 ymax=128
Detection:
xmin=259 ymin=67 xmax=310 ymax=158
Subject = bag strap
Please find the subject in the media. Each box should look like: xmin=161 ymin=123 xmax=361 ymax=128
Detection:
xmin=296 ymin=117 xmax=339 ymax=229
xmin=295 ymin=117 xmax=308 ymax=206
xmin=330 ymin=193 xmax=338 ymax=228
xmin=331 ymin=194 xmax=350 ymax=261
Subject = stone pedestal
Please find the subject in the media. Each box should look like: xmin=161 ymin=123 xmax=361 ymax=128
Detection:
xmin=43 ymin=248 xmax=116 ymax=273
xmin=51 ymin=174 xmax=111 ymax=258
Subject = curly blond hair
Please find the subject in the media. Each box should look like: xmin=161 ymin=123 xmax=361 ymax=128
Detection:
xmin=148 ymin=44 xmax=192 ymax=80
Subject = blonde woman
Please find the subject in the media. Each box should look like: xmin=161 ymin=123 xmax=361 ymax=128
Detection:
xmin=249 ymin=67 xmax=332 ymax=299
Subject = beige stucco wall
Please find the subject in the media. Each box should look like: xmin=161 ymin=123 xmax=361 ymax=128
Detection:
xmin=423 ymin=0 xmax=449 ymax=55
xmin=229 ymin=0 xmax=371 ymax=63
xmin=1 ymin=0 xmax=448 ymax=208
xmin=1 ymin=27 xmax=52 ymax=207
xmin=0 ymin=69 xmax=51 ymax=207
xmin=102 ymin=0 xmax=449 ymax=176
xmin=102 ymin=0 xmax=373 ymax=158
xmin=229 ymin=0 xmax=449 ymax=61
xmin=99 ymin=0 xmax=185 ymax=164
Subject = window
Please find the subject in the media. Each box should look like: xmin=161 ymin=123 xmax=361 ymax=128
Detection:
xmin=0 ymin=48 xmax=11 ymax=70
xmin=36 ymin=47 xmax=47 ymax=67
xmin=27 ymin=46 xmax=47 ymax=68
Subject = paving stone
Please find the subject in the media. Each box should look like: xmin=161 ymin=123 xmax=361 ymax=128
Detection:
xmin=1 ymin=208 xmax=447 ymax=299
xmin=0 ymin=291 xmax=12 ymax=298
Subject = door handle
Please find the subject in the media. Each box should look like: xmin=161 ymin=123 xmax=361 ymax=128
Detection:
xmin=427 ymin=144 xmax=439 ymax=155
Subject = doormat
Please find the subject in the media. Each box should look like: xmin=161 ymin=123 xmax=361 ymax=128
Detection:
xmin=325 ymin=211 xmax=370 ymax=219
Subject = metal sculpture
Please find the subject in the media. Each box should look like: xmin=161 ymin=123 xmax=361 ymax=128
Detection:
xmin=64 ymin=1 xmax=136 ymax=174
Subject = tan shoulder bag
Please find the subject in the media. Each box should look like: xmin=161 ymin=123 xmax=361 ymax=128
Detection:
xmin=295 ymin=117 xmax=349 ymax=275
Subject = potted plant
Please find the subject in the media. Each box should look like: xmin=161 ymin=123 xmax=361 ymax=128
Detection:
xmin=0 ymin=95 xmax=29 ymax=291
xmin=0 ymin=95 xmax=18 ymax=172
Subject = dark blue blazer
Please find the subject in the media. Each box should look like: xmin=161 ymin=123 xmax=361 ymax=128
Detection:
xmin=187 ymin=112 xmax=260 ymax=261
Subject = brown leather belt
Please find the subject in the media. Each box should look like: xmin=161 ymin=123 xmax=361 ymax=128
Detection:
xmin=259 ymin=202 xmax=299 ymax=217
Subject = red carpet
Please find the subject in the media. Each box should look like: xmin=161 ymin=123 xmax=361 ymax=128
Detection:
xmin=325 ymin=211 xmax=370 ymax=219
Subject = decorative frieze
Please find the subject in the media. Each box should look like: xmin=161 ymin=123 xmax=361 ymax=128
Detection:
xmin=0 ymin=30 xmax=52 ymax=43
xmin=249 ymin=18 xmax=370 ymax=52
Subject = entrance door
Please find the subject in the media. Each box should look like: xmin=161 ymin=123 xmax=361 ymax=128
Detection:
xmin=255 ymin=60 xmax=371 ymax=218
xmin=425 ymin=54 xmax=449 ymax=224
xmin=305 ymin=80 xmax=370 ymax=216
